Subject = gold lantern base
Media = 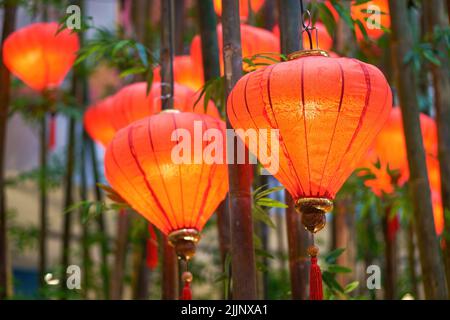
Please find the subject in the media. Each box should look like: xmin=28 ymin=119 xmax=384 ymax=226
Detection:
xmin=168 ymin=228 xmax=200 ymax=261
xmin=295 ymin=197 xmax=333 ymax=233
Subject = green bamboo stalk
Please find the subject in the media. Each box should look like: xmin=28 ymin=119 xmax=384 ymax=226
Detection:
xmin=0 ymin=0 xmax=17 ymax=300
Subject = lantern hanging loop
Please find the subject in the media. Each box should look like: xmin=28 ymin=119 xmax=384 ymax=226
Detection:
xmin=299 ymin=0 xmax=318 ymax=50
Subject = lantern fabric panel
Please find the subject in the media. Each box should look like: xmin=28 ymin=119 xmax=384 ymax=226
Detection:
xmin=213 ymin=0 xmax=265 ymax=20
xmin=104 ymin=112 xmax=228 ymax=234
xmin=351 ymin=0 xmax=390 ymax=41
xmin=84 ymin=96 xmax=117 ymax=147
xmin=227 ymin=55 xmax=392 ymax=200
xmin=153 ymin=55 xmax=204 ymax=91
xmin=190 ymin=24 xmax=279 ymax=73
xmin=2 ymin=22 xmax=79 ymax=91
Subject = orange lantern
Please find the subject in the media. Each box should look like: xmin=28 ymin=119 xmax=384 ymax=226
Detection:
xmin=153 ymin=55 xmax=204 ymax=91
xmin=227 ymin=50 xmax=392 ymax=299
xmin=362 ymin=107 xmax=442 ymax=235
xmin=190 ymin=23 xmax=279 ymax=73
xmin=213 ymin=0 xmax=265 ymax=20
xmin=272 ymin=22 xmax=333 ymax=51
xmin=3 ymin=22 xmax=79 ymax=149
xmin=362 ymin=107 xmax=438 ymax=195
xmin=2 ymin=22 xmax=79 ymax=92
xmin=351 ymin=0 xmax=390 ymax=41
xmin=84 ymin=82 xmax=220 ymax=147
xmin=104 ymin=111 xmax=228 ymax=297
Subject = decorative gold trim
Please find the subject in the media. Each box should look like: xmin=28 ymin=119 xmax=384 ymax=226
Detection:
xmin=160 ymin=109 xmax=181 ymax=114
xmin=295 ymin=197 xmax=333 ymax=233
xmin=168 ymin=228 xmax=200 ymax=261
xmin=288 ymin=49 xmax=329 ymax=60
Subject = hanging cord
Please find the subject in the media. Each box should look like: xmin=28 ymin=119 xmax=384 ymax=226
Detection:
xmin=299 ymin=0 xmax=319 ymax=50
xmin=181 ymin=260 xmax=193 ymax=300
xmin=308 ymin=238 xmax=323 ymax=300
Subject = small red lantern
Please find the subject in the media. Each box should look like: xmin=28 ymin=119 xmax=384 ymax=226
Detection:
xmin=2 ymin=22 xmax=79 ymax=92
xmin=227 ymin=49 xmax=392 ymax=299
xmin=190 ymin=23 xmax=279 ymax=73
xmin=153 ymin=55 xmax=204 ymax=91
xmin=351 ymin=0 xmax=390 ymax=41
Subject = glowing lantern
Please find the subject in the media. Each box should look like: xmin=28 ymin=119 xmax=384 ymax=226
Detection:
xmin=272 ymin=22 xmax=333 ymax=51
xmin=153 ymin=55 xmax=204 ymax=91
xmin=3 ymin=22 xmax=79 ymax=149
xmin=84 ymin=82 xmax=220 ymax=147
xmin=227 ymin=49 xmax=392 ymax=299
xmin=213 ymin=0 xmax=265 ymax=20
xmin=2 ymin=22 xmax=79 ymax=92
xmin=104 ymin=111 xmax=228 ymax=297
xmin=361 ymin=108 xmax=442 ymax=235
xmin=362 ymin=107 xmax=438 ymax=195
xmin=190 ymin=24 xmax=279 ymax=73
xmin=351 ymin=0 xmax=390 ymax=41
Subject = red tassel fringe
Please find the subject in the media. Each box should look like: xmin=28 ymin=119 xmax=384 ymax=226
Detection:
xmin=48 ymin=114 xmax=56 ymax=151
xmin=181 ymin=281 xmax=192 ymax=300
xmin=309 ymin=256 xmax=323 ymax=300
xmin=146 ymin=225 xmax=158 ymax=270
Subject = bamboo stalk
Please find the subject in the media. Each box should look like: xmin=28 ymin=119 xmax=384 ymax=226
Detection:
xmin=0 ymin=0 xmax=17 ymax=299
xmin=38 ymin=109 xmax=48 ymax=292
xmin=222 ymin=0 xmax=258 ymax=300
xmin=389 ymin=0 xmax=448 ymax=299
xmin=79 ymin=132 xmax=91 ymax=298
xmin=382 ymin=206 xmax=396 ymax=300
xmin=422 ymin=0 xmax=450 ymax=295
xmin=160 ymin=0 xmax=178 ymax=300
xmin=87 ymin=138 xmax=110 ymax=299
xmin=407 ymin=221 xmax=419 ymax=298
xmin=110 ymin=209 xmax=129 ymax=299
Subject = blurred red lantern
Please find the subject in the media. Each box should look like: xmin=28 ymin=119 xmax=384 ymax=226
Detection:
xmin=153 ymin=55 xmax=204 ymax=91
xmin=361 ymin=108 xmax=443 ymax=235
xmin=272 ymin=22 xmax=333 ymax=51
xmin=84 ymin=82 xmax=220 ymax=147
xmin=351 ymin=0 xmax=390 ymax=41
xmin=213 ymin=0 xmax=265 ymax=20
xmin=362 ymin=107 xmax=438 ymax=195
xmin=228 ymin=50 xmax=391 ymax=299
xmin=2 ymin=22 xmax=79 ymax=91
xmin=427 ymin=157 xmax=444 ymax=236
xmin=190 ymin=23 xmax=279 ymax=73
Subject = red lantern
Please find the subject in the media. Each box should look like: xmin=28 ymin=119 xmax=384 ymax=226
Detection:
xmin=153 ymin=55 xmax=204 ymax=91
xmin=84 ymin=82 xmax=220 ymax=147
xmin=2 ymin=22 xmax=79 ymax=92
xmin=361 ymin=107 xmax=442 ymax=235
xmin=227 ymin=50 xmax=392 ymax=299
xmin=272 ymin=22 xmax=333 ymax=51
xmin=213 ymin=0 xmax=265 ymax=20
xmin=190 ymin=24 xmax=279 ymax=73
xmin=362 ymin=107 xmax=438 ymax=195
xmin=351 ymin=0 xmax=390 ymax=41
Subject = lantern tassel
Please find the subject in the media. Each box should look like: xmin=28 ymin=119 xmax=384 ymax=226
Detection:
xmin=181 ymin=270 xmax=193 ymax=300
xmin=308 ymin=245 xmax=323 ymax=300
xmin=146 ymin=224 xmax=159 ymax=269
xmin=181 ymin=280 xmax=192 ymax=300
xmin=48 ymin=113 xmax=56 ymax=150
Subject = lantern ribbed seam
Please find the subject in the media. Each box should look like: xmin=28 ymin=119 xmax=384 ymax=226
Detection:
xmin=300 ymin=59 xmax=312 ymax=194
xmin=324 ymin=60 xmax=372 ymax=195
xmin=317 ymin=60 xmax=345 ymax=196
xmin=109 ymin=141 xmax=170 ymax=233
xmin=128 ymin=123 xmax=177 ymax=232
xmin=265 ymin=64 xmax=306 ymax=197
xmin=146 ymin=117 xmax=181 ymax=231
